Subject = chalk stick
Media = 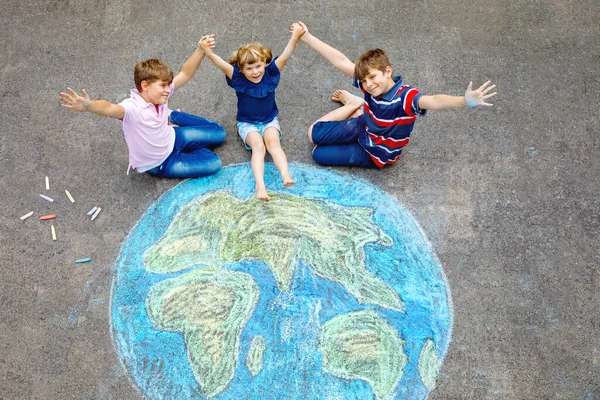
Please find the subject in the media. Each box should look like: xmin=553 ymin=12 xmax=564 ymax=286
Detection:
xmin=91 ymin=207 xmax=102 ymax=221
xmin=20 ymin=211 xmax=34 ymax=220
xmin=51 ymin=225 xmax=56 ymax=241
xmin=86 ymin=206 xmax=97 ymax=216
xmin=40 ymin=214 xmax=56 ymax=220
xmin=40 ymin=194 xmax=54 ymax=203
xmin=45 ymin=176 xmax=49 ymax=190
xmin=65 ymin=190 xmax=75 ymax=203
xmin=75 ymin=257 xmax=92 ymax=263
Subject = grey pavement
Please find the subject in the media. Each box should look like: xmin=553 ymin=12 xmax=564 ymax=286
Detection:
xmin=1 ymin=0 xmax=599 ymax=398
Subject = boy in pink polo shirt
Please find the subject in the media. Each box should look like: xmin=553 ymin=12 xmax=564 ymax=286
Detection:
xmin=60 ymin=36 xmax=225 ymax=178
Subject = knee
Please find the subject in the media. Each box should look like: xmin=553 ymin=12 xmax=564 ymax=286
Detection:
xmin=265 ymin=138 xmax=281 ymax=152
xmin=251 ymin=142 xmax=266 ymax=155
xmin=307 ymin=124 xmax=315 ymax=143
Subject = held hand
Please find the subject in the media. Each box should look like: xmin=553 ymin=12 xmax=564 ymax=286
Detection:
xmin=295 ymin=21 xmax=309 ymax=41
xmin=289 ymin=22 xmax=304 ymax=40
xmin=59 ymin=88 xmax=91 ymax=112
xmin=464 ymin=80 xmax=497 ymax=108
xmin=199 ymin=34 xmax=216 ymax=54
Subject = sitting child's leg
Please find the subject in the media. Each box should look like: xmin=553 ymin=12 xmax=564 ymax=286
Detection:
xmin=308 ymin=90 xmax=363 ymax=143
xmin=245 ymin=131 xmax=270 ymax=201
xmin=147 ymin=128 xmax=223 ymax=178
xmin=312 ymin=143 xmax=377 ymax=168
xmin=169 ymin=110 xmax=226 ymax=147
xmin=264 ymin=127 xmax=294 ymax=187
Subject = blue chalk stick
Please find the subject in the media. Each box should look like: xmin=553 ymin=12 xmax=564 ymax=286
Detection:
xmin=75 ymin=258 xmax=92 ymax=263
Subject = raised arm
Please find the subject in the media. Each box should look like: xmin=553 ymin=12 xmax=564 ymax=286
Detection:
xmin=275 ymin=23 xmax=304 ymax=71
xmin=59 ymin=88 xmax=125 ymax=119
xmin=172 ymin=38 xmax=209 ymax=90
xmin=296 ymin=21 xmax=355 ymax=77
xmin=199 ymin=34 xmax=234 ymax=80
xmin=418 ymin=80 xmax=497 ymax=111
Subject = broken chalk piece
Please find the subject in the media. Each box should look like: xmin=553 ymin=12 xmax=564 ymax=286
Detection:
xmin=40 ymin=214 xmax=56 ymax=221
xmin=20 ymin=211 xmax=34 ymax=220
xmin=45 ymin=176 xmax=49 ymax=190
xmin=75 ymin=258 xmax=92 ymax=263
xmin=86 ymin=206 xmax=97 ymax=216
xmin=40 ymin=194 xmax=54 ymax=203
xmin=65 ymin=190 xmax=75 ymax=203
xmin=91 ymin=207 xmax=102 ymax=221
xmin=51 ymin=225 xmax=56 ymax=241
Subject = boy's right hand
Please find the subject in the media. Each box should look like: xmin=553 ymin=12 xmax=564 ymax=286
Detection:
xmin=59 ymin=88 xmax=91 ymax=112
xmin=199 ymin=34 xmax=216 ymax=54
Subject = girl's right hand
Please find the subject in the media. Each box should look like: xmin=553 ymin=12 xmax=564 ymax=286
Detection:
xmin=199 ymin=34 xmax=216 ymax=53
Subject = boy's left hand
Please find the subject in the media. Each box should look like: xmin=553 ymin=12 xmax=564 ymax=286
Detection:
xmin=465 ymin=80 xmax=497 ymax=108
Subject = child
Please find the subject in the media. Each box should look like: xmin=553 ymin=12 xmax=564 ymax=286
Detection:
xmin=199 ymin=24 xmax=304 ymax=201
xmin=295 ymin=22 xmax=497 ymax=168
xmin=59 ymin=37 xmax=226 ymax=178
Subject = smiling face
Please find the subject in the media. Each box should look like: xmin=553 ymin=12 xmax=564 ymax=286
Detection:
xmin=241 ymin=61 xmax=266 ymax=84
xmin=360 ymin=66 xmax=395 ymax=97
xmin=140 ymin=79 xmax=171 ymax=105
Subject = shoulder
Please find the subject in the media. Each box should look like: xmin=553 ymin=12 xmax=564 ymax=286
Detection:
xmin=226 ymin=64 xmax=245 ymax=88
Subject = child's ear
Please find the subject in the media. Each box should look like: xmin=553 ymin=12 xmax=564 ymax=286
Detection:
xmin=140 ymin=80 xmax=149 ymax=91
xmin=385 ymin=66 xmax=393 ymax=77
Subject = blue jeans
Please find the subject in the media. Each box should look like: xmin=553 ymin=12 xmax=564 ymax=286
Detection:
xmin=147 ymin=111 xmax=226 ymax=178
xmin=311 ymin=115 xmax=377 ymax=168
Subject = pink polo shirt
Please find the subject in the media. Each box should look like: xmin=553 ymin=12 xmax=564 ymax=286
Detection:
xmin=119 ymin=83 xmax=176 ymax=174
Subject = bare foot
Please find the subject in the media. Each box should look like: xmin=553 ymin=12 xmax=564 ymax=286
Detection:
xmin=331 ymin=89 xmax=353 ymax=105
xmin=256 ymin=186 xmax=270 ymax=201
xmin=283 ymin=177 xmax=295 ymax=187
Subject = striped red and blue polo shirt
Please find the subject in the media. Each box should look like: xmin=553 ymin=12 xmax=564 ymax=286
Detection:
xmin=353 ymin=76 xmax=426 ymax=168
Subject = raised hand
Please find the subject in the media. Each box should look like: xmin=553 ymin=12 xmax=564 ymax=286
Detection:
xmin=289 ymin=22 xmax=304 ymax=40
xmin=465 ymin=80 xmax=497 ymax=108
xmin=59 ymin=88 xmax=91 ymax=112
xmin=294 ymin=21 xmax=309 ymax=40
xmin=199 ymin=34 xmax=216 ymax=54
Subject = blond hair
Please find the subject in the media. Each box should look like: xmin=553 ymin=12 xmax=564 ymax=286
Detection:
xmin=133 ymin=58 xmax=174 ymax=91
xmin=229 ymin=43 xmax=272 ymax=69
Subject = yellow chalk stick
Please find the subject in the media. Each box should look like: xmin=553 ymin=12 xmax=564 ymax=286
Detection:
xmin=51 ymin=225 xmax=56 ymax=241
xmin=65 ymin=190 xmax=75 ymax=203
xmin=45 ymin=176 xmax=49 ymax=191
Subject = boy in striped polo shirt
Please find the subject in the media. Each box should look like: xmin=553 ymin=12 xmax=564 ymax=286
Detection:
xmin=296 ymin=22 xmax=497 ymax=168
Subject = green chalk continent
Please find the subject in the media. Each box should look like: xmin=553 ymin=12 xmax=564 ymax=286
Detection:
xmin=246 ymin=336 xmax=266 ymax=377
xmin=144 ymin=191 xmax=403 ymax=312
xmin=146 ymin=268 xmax=259 ymax=398
xmin=418 ymin=339 xmax=438 ymax=390
xmin=319 ymin=310 xmax=407 ymax=399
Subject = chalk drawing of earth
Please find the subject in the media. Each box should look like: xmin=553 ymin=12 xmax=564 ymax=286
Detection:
xmin=111 ymin=163 xmax=453 ymax=399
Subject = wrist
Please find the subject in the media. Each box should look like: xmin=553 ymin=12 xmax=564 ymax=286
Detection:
xmin=84 ymin=99 xmax=92 ymax=111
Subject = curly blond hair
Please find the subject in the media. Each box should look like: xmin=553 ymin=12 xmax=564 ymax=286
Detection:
xmin=229 ymin=43 xmax=272 ymax=69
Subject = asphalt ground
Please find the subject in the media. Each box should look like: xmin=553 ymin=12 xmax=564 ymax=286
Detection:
xmin=1 ymin=0 xmax=598 ymax=398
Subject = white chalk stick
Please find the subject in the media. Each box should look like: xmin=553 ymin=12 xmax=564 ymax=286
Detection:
xmin=87 ymin=206 xmax=97 ymax=216
xmin=65 ymin=190 xmax=75 ymax=203
xmin=51 ymin=225 xmax=56 ymax=241
xmin=91 ymin=207 xmax=102 ymax=221
xmin=45 ymin=176 xmax=49 ymax=190
xmin=40 ymin=194 xmax=54 ymax=203
xmin=20 ymin=211 xmax=34 ymax=220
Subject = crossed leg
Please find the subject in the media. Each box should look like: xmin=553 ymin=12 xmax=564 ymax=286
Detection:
xmin=307 ymin=90 xmax=364 ymax=143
